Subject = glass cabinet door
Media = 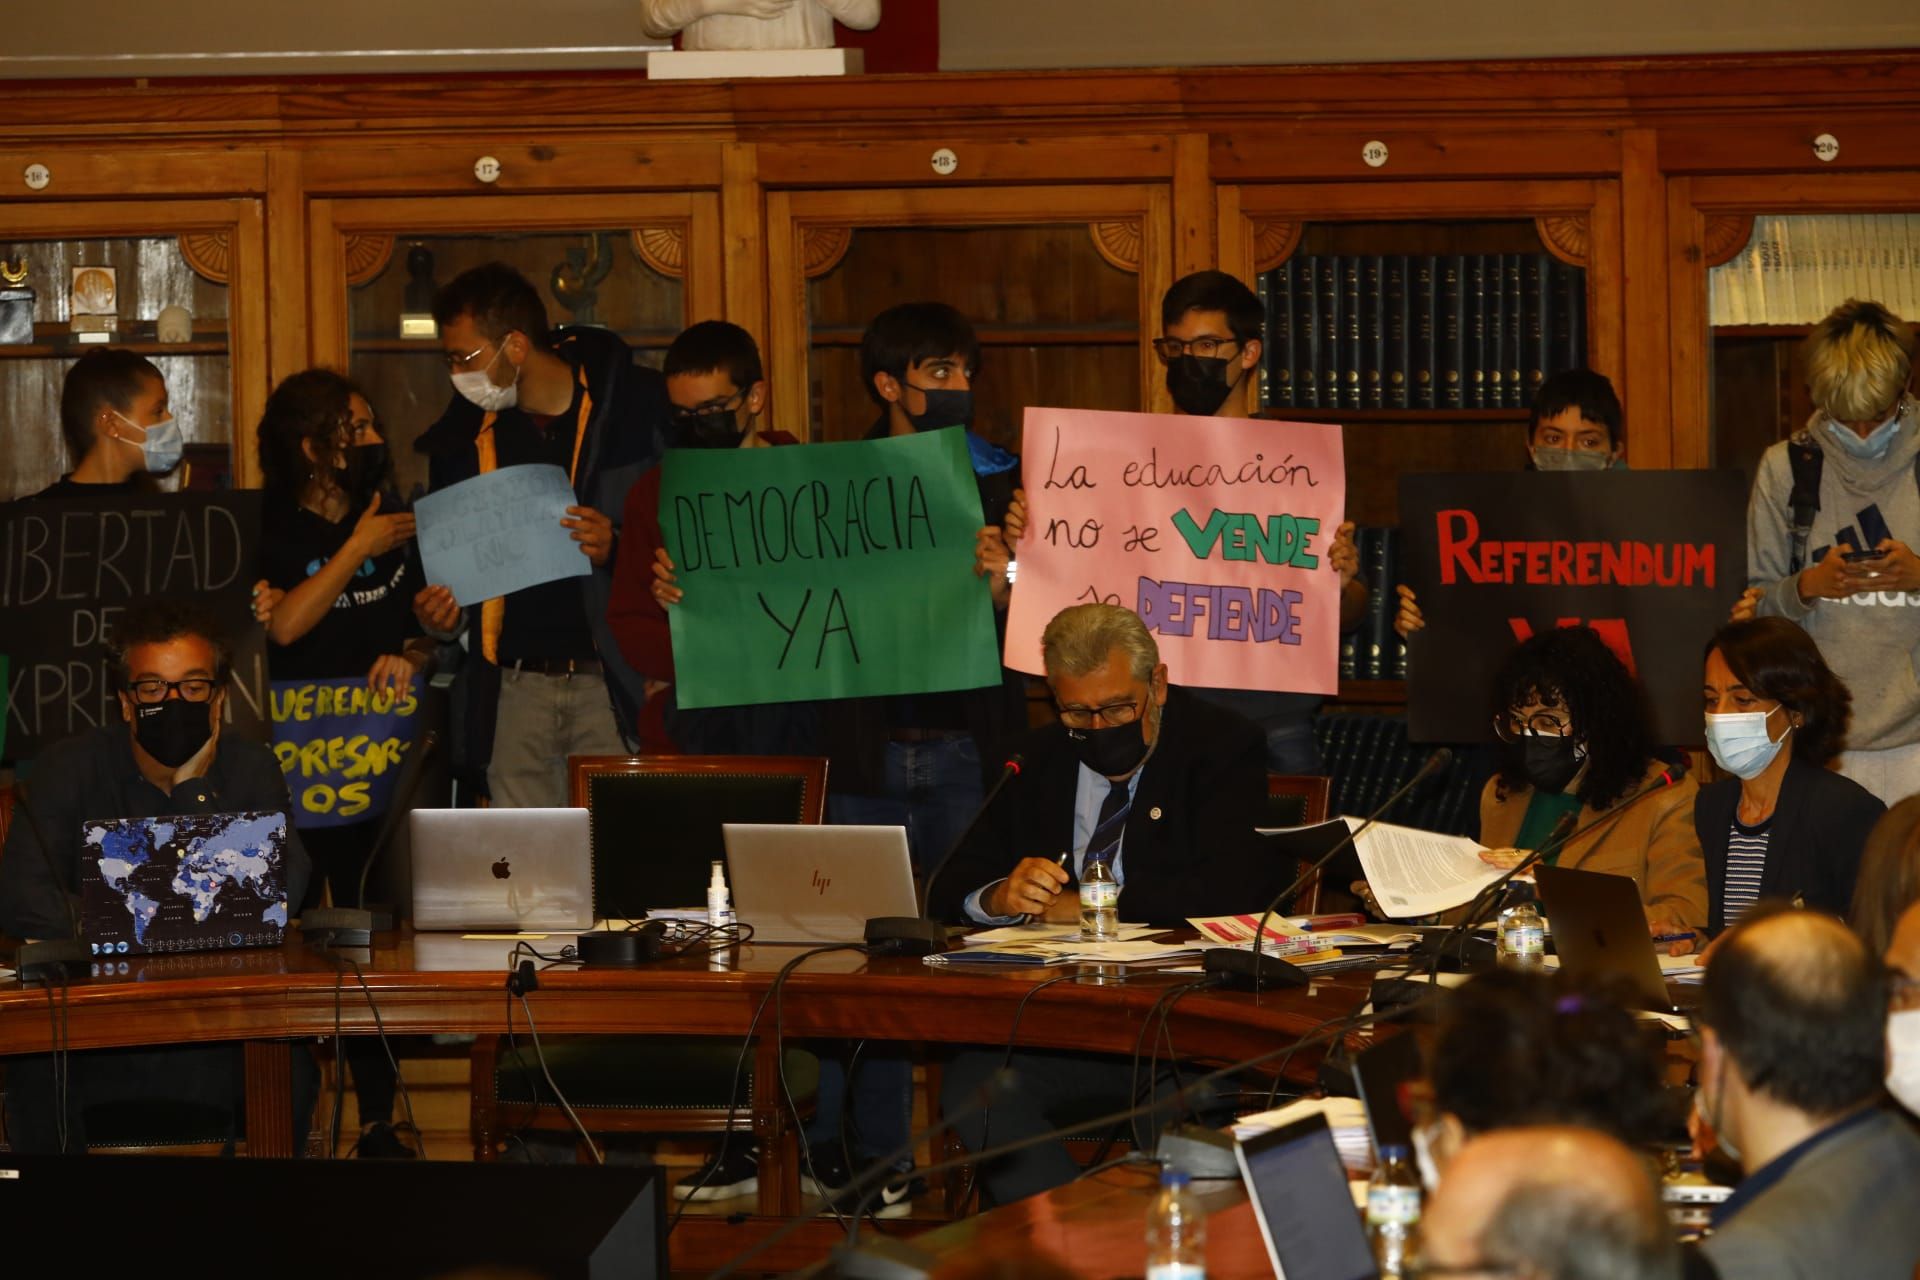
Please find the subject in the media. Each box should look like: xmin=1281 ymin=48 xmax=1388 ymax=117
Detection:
xmin=0 ymin=202 xmax=265 ymax=500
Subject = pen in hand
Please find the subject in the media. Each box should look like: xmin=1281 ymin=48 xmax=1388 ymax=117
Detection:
xmin=1018 ymin=852 xmax=1074 ymax=925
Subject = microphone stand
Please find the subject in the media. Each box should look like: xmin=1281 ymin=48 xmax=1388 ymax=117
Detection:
xmin=865 ymin=754 xmax=1024 ymax=957
xmin=1205 ymin=747 xmax=1454 ymax=995
xmin=304 ymin=728 xmax=441 ymax=947
xmin=11 ymin=787 xmax=91 ymax=980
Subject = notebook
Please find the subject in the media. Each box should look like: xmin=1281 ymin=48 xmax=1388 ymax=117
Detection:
xmin=410 ymin=808 xmax=594 ymax=932
xmin=722 ymin=824 xmax=917 ymax=944
xmin=80 ymin=810 xmax=290 ymax=956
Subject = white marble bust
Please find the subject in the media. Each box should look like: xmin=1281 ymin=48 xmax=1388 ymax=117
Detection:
xmin=639 ymin=0 xmax=880 ymax=51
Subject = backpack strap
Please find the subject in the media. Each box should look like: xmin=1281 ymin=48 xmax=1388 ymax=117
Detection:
xmin=1786 ymin=433 xmax=1823 ymax=574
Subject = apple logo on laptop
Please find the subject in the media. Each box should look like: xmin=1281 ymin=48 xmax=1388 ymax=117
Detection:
xmin=492 ymin=858 xmax=512 ymax=880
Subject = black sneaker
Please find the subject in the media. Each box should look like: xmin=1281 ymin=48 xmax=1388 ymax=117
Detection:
xmin=674 ymin=1146 xmax=758 ymax=1201
xmin=820 ymin=1161 xmax=925 ymax=1220
xmin=801 ymin=1147 xmax=852 ymax=1199
xmin=351 ymin=1121 xmax=419 ymax=1159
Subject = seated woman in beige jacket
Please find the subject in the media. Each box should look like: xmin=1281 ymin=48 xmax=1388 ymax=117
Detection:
xmin=1477 ymin=625 xmax=1708 ymax=936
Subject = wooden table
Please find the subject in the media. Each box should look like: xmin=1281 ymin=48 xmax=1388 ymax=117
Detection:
xmin=0 ymin=929 xmax=1388 ymax=1272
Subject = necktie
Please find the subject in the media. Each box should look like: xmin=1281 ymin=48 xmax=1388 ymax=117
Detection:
xmin=1085 ymin=779 xmax=1132 ymax=870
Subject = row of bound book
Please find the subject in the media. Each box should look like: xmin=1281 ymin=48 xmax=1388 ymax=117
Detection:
xmin=1259 ymin=253 xmax=1587 ymax=411
xmin=1341 ymin=527 xmax=1405 ymax=682
xmin=1316 ymin=712 xmax=1480 ymax=838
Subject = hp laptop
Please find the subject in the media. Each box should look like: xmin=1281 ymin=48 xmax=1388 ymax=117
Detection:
xmin=80 ymin=811 xmax=291 ymax=956
xmin=410 ymin=808 xmax=594 ymax=932
xmin=1235 ymin=1112 xmax=1380 ymax=1280
xmin=722 ymin=824 xmax=918 ymax=944
xmin=1534 ymin=864 xmax=1682 ymax=1014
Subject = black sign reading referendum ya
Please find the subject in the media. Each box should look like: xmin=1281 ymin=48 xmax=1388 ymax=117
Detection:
xmin=0 ymin=492 xmax=266 ymax=760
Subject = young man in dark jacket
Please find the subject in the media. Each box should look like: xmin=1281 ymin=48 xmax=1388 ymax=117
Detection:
xmin=412 ymin=262 xmax=670 ymax=806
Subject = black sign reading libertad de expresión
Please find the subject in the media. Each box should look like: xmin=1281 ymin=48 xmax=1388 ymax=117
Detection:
xmin=1400 ymin=470 xmax=1748 ymax=746
xmin=0 ymin=492 xmax=266 ymax=761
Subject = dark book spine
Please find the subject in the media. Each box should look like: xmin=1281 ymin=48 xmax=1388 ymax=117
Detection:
xmin=1467 ymin=255 xmax=1489 ymax=410
xmin=1384 ymin=254 xmax=1410 ymax=410
xmin=1323 ymin=715 xmax=1360 ymax=817
xmin=1265 ymin=261 xmax=1296 ymax=409
xmin=1524 ymin=253 xmax=1550 ymax=403
xmin=1339 ymin=625 xmax=1358 ymax=681
xmin=1567 ymin=266 xmax=1588 ymax=372
xmin=1297 ymin=255 xmax=1322 ymax=409
xmin=1319 ymin=256 xmax=1342 ymax=412
xmin=1387 ymin=528 xmax=1409 ymax=680
xmin=1503 ymin=253 xmax=1525 ymax=408
xmin=1440 ymin=254 xmax=1466 ymax=410
xmin=1413 ymin=256 xmax=1437 ymax=410
xmin=1359 ymin=527 xmax=1392 ymax=680
xmin=1484 ymin=255 xmax=1506 ymax=410
xmin=1362 ymin=255 xmax=1385 ymax=410
xmin=1340 ymin=255 xmax=1362 ymax=410
xmin=1549 ymin=258 xmax=1586 ymax=374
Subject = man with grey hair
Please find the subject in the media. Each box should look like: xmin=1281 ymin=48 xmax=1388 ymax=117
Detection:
xmin=933 ymin=602 xmax=1267 ymax=1205
xmin=1422 ymin=1126 xmax=1679 ymax=1280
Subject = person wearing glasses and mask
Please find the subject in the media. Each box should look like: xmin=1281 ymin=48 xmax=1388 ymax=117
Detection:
xmin=1475 ymin=625 xmax=1707 ymax=937
xmin=1730 ymin=299 xmax=1920 ymax=806
xmin=22 ymin=346 xmax=181 ymax=500
xmin=606 ymin=319 xmax=811 ymax=755
xmin=1689 ymin=617 xmax=1882 ymax=946
xmin=932 ymin=602 xmax=1265 ymax=1205
xmin=411 ymin=262 xmax=670 ymax=809
xmin=1149 ymin=271 xmax=1367 ymax=775
xmin=0 ymin=599 xmax=314 ymax=1153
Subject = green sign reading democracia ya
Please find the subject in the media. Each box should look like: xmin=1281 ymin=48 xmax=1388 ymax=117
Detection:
xmin=661 ymin=427 xmax=1002 ymax=709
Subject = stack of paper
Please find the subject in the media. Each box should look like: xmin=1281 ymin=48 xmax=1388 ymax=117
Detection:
xmin=1233 ymin=1097 xmax=1373 ymax=1174
xmin=929 ymin=928 xmax=1202 ymax=967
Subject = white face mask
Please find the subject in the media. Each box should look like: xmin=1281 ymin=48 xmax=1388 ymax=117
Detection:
xmin=449 ymin=342 xmax=519 ymax=412
xmin=1703 ymin=708 xmax=1791 ymax=780
xmin=1889 ymin=1008 xmax=1920 ymax=1115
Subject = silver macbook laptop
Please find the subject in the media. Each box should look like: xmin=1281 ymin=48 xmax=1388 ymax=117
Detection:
xmin=411 ymin=808 xmax=594 ymax=932
xmin=722 ymin=824 xmax=917 ymax=944
xmin=1534 ymin=864 xmax=1680 ymax=1014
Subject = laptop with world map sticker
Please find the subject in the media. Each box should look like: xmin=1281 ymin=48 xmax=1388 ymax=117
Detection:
xmin=79 ymin=811 xmax=291 ymax=956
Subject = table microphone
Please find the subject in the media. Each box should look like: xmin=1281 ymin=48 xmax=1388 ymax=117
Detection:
xmin=304 ymin=728 xmax=440 ymax=947
xmin=1204 ymin=746 xmax=1454 ymax=993
xmin=865 ymin=753 xmax=1024 ymax=957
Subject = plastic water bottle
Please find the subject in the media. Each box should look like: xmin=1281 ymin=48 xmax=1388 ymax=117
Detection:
xmin=1080 ymin=857 xmax=1119 ymax=941
xmin=1367 ymin=1144 xmax=1422 ymax=1279
xmin=1145 ymin=1167 xmax=1206 ymax=1280
xmin=706 ymin=860 xmax=734 ymax=930
xmin=1496 ymin=900 xmax=1545 ymax=968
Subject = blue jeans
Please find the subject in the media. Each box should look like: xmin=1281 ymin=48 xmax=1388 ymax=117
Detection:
xmin=806 ymin=736 xmax=983 ymax=1169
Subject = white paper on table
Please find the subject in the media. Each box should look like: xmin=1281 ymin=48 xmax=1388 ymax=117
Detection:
xmin=960 ymin=922 xmax=1157 ymax=946
xmin=1349 ymin=817 xmax=1506 ymax=918
xmin=1034 ymin=939 xmax=1202 ymax=962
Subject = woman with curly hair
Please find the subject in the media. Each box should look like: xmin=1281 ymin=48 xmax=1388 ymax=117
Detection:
xmin=1477 ymin=625 xmax=1707 ymax=935
xmin=1696 ymin=616 xmax=1884 ymax=936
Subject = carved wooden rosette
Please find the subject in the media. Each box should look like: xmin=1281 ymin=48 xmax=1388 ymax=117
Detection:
xmin=179 ymin=232 xmax=233 ymax=285
xmin=1535 ymin=214 xmax=1590 ymax=267
xmin=799 ymin=224 xmax=853 ymax=279
xmin=631 ymin=225 xmax=687 ymax=278
xmin=343 ymin=233 xmax=397 ymax=286
xmin=1089 ymin=218 xmax=1144 ymax=273
xmin=1250 ymin=219 xmax=1304 ymax=272
xmin=1703 ymin=214 xmax=1757 ymax=268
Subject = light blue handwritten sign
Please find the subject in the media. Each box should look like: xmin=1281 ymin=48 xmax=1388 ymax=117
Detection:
xmin=415 ymin=463 xmax=587 ymax=606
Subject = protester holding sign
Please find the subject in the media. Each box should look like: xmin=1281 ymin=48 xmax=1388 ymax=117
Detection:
xmin=1692 ymin=617 xmax=1882 ymax=940
xmin=24 ymin=347 xmax=178 ymax=500
xmin=1475 ymin=626 xmax=1707 ymax=935
xmin=1394 ymin=368 xmax=1627 ymax=639
xmin=411 ymin=263 xmax=670 ymax=807
xmin=1154 ymin=271 xmax=1366 ymax=774
xmin=1732 ymin=300 xmax=1920 ymax=806
xmin=606 ymin=320 xmax=814 ymax=756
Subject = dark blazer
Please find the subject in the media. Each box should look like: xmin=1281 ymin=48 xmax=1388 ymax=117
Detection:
xmin=929 ymin=688 xmax=1269 ymax=927
xmin=1693 ymin=756 xmax=1884 ymax=934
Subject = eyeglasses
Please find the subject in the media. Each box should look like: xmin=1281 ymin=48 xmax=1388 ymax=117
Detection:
xmin=1057 ymin=697 xmax=1146 ymax=730
xmin=127 ymin=677 xmax=217 ymax=704
xmin=1493 ymin=709 xmax=1573 ymax=743
xmin=442 ymin=341 xmax=496 ymax=372
xmin=1151 ymin=336 xmax=1240 ymax=362
xmin=1892 ymin=971 xmax=1920 ymax=1013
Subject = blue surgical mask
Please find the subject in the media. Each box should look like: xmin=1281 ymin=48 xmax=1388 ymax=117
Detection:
xmin=1825 ymin=408 xmax=1903 ymax=460
xmin=112 ymin=408 xmax=184 ymax=474
xmin=1703 ymin=708 xmax=1791 ymax=780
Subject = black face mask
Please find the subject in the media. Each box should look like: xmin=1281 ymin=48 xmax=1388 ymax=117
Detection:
xmin=1520 ymin=734 xmax=1583 ymax=794
xmin=133 ymin=698 xmax=214 ymax=769
xmin=673 ymin=406 xmax=746 ymax=450
xmin=1069 ymin=716 xmax=1153 ymax=778
xmin=338 ymin=443 xmax=390 ymax=503
xmin=1166 ymin=354 xmax=1237 ymax=416
xmin=907 ymin=388 xmax=974 ymax=432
